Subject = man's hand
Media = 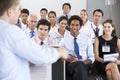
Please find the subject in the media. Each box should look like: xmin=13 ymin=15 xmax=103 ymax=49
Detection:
xmin=66 ymin=54 xmax=76 ymax=63
xmin=56 ymin=47 xmax=68 ymax=60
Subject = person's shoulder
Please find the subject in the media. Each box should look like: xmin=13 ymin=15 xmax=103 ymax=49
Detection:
xmin=31 ymin=36 xmax=36 ymax=41
xmin=87 ymin=20 xmax=92 ymax=24
xmin=62 ymin=33 xmax=71 ymax=41
xmin=79 ymin=33 xmax=89 ymax=39
xmin=48 ymin=35 xmax=56 ymax=40
xmin=65 ymin=30 xmax=70 ymax=35
xmin=99 ymin=24 xmax=103 ymax=28
xmin=7 ymin=24 xmax=22 ymax=32
xmin=113 ymin=36 xmax=118 ymax=38
xmin=115 ymin=36 xmax=120 ymax=41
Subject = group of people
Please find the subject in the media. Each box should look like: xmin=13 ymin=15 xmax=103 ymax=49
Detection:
xmin=0 ymin=0 xmax=120 ymax=80
xmin=0 ymin=0 xmax=68 ymax=80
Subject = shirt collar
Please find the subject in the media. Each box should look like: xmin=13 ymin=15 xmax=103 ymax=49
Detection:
xmin=69 ymin=32 xmax=80 ymax=39
xmin=63 ymin=14 xmax=70 ymax=16
xmin=91 ymin=22 xmax=102 ymax=29
xmin=50 ymin=24 xmax=58 ymax=29
xmin=26 ymin=28 xmax=37 ymax=33
xmin=35 ymin=35 xmax=50 ymax=45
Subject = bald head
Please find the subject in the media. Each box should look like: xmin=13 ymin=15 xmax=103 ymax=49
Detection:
xmin=27 ymin=14 xmax=38 ymax=30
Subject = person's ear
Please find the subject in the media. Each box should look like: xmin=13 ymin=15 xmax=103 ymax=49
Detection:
xmin=6 ymin=8 xmax=12 ymax=17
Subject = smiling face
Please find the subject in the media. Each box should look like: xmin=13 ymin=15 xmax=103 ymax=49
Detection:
xmin=80 ymin=10 xmax=88 ymax=23
xmin=103 ymin=22 xmax=114 ymax=36
xmin=48 ymin=13 xmax=56 ymax=24
xmin=58 ymin=19 xmax=67 ymax=30
xmin=70 ymin=20 xmax=81 ymax=37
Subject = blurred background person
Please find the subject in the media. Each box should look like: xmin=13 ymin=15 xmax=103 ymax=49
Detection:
xmin=91 ymin=9 xmax=104 ymax=43
xmin=16 ymin=8 xmax=29 ymax=30
xmin=79 ymin=9 xmax=92 ymax=38
xmin=50 ymin=16 xmax=69 ymax=44
xmin=57 ymin=3 xmax=72 ymax=31
xmin=25 ymin=14 xmax=38 ymax=38
xmin=40 ymin=8 xmax=48 ymax=20
xmin=48 ymin=11 xmax=58 ymax=35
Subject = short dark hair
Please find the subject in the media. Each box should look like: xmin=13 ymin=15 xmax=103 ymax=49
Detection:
xmin=58 ymin=16 xmax=68 ymax=23
xmin=21 ymin=8 xmax=29 ymax=15
xmin=68 ymin=15 xmax=83 ymax=27
xmin=0 ymin=0 xmax=19 ymax=16
xmin=40 ymin=8 xmax=48 ymax=13
xmin=103 ymin=19 xmax=116 ymax=36
xmin=62 ymin=3 xmax=71 ymax=10
xmin=48 ymin=11 xmax=56 ymax=17
xmin=93 ymin=9 xmax=104 ymax=16
xmin=36 ymin=19 xmax=51 ymax=31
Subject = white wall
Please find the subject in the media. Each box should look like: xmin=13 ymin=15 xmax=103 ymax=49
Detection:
xmin=20 ymin=0 xmax=87 ymax=19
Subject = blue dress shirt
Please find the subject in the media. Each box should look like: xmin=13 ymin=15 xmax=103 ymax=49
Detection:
xmin=0 ymin=20 xmax=58 ymax=80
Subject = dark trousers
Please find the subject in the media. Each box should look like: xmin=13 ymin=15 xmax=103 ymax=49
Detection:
xmin=66 ymin=61 xmax=89 ymax=80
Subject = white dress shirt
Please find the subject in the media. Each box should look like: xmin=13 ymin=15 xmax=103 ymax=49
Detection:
xmin=49 ymin=24 xmax=58 ymax=36
xmin=0 ymin=19 xmax=58 ymax=80
xmin=16 ymin=18 xmax=27 ymax=31
xmin=59 ymin=33 xmax=95 ymax=63
xmin=21 ymin=22 xmax=27 ymax=31
xmin=50 ymin=28 xmax=69 ymax=44
xmin=90 ymin=22 xmax=103 ymax=43
xmin=79 ymin=20 xmax=92 ymax=37
xmin=31 ymin=35 xmax=58 ymax=80
xmin=80 ymin=21 xmax=103 ymax=43
xmin=56 ymin=14 xmax=72 ymax=24
xmin=32 ymin=35 xmax=58 ymax=46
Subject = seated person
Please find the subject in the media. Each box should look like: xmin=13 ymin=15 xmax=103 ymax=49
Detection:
xmin=50 ymin=16 xmax=69 ymax=44
xmin=24 ymin=14 xmax=38 ymax=38
xmin=16 ymin=8 xmax=29 ymax=30
xmin=32 ymin=19 xmax=58 ymax=46
xmin=59 ymin=15 xmax=94 ymax=80
xmin=48 ymin=11 xmax=58 ymax=35
xmin=94 ymin=19 xmax=120 ymax=80
xmin=30 ymin=19 xmax=58 ymax=80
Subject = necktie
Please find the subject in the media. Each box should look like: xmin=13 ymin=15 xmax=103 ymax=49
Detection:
xmin=65 ymin=15 xmax=70 ymax=31
xmin=66 ymin=15 xmax=68 ymax=19
xmin=30 ymin=30 xmax=35 ymax=38
xmin=95 ymin=28 xmax=99 ymax=37
xmin=40 ymin=41 xmax=44 ymax=45
xmin=74 ymin=37 xmax=82 ymax=59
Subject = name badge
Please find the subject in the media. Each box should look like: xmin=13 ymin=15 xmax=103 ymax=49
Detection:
xmin=102 ymin=45 xmax=110 ymax=52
